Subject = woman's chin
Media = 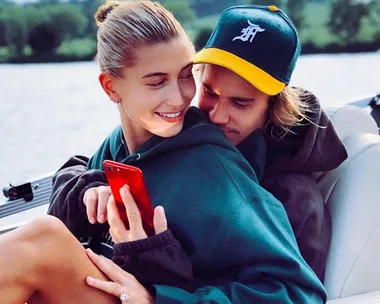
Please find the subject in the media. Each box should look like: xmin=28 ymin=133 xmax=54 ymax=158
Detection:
xmin=152 ymin=121 xmax=184 ymax=138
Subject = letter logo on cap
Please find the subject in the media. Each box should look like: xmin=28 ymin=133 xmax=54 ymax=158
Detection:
xmin=232 ymin=20 xmax=265 ymax=43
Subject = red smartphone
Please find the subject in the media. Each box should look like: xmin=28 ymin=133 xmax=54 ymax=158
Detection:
xmin=102 ymin=160 xmax=155 ymax=236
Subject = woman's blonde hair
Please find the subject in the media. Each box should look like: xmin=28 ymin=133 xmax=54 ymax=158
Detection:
xmin=265 ymin=86 xmax=317 ymax=138
xmin=95 ymin=0 xmax=188 ymax=77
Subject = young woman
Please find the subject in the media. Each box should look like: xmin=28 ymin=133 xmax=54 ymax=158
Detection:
xmin=1 ymin=2 xmax=326 ymax=303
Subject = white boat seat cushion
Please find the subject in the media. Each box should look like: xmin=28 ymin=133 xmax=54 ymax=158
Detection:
xmin=316 ymin=106 xmax=380 ymax=299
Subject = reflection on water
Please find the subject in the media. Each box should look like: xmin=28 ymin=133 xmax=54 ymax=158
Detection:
xmin=0 ymin=53 xmax=379 ymax=187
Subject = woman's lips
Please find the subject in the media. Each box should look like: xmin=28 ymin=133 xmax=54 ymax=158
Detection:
xmin=156 ymin=110 xmax=184 ymax=123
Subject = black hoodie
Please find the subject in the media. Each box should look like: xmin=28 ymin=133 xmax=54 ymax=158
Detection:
xmin=261 ymin=89 xmax=348 ymax=282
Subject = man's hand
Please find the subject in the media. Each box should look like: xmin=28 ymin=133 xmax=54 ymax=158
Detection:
xmin=83 ymin=186 xmax=112 ymax=224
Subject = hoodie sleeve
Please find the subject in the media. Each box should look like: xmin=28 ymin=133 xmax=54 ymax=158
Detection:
xmin=48 ymin=155 xmax=108 ymax=238
xmin=113 ymin=229 xmax=195 ymax=292
xmin=264 ymin=89 xmax=348 ymax=176
xmin=262 ymin=173 xmax=331 ymax=282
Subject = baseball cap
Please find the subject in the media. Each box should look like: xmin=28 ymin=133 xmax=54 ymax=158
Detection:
xmin=193 ymin=5 xmax=301 ymax=96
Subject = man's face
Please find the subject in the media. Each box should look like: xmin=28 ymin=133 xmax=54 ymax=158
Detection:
xmin=198 ymin=64 xmax=270 ymax=146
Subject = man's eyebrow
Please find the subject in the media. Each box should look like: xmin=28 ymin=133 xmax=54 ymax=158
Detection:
xmin=202 ymin=82 xmax=214 ymax=91
xmin=203 ymin=82 xmax=254 ymax=101
xmin=142 ymin=63 xmax=193 ymax=79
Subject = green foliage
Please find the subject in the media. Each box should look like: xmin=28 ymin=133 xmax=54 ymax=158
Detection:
xmin=299 ymin=2 xmax=335 ymax=46
xmin=194 ymin=27 xmax=213 ymax=51
xmin=26 ymin=4 xmax=87 ymax=55
xmin=1 ymin=7 xmax=28 ymax=56
xmin=161 ymin=0 xmax=196 ymax=24
xmin=47 ymin=4 xmax=88 ymax=39
xmin=190 ymin=0 xmax=247 ymax=17
xmin=286 ymin=0 xmax=306 ymax=28
xmin=250 ymin=0 xmax=305 ymax=28
xmin=29 ymin=23 xmax=61 ymax=54
xmin=329 ymin=0 xmax=369 ymax=43
xmin=250 ymin=0 xmax=285 ymax=7
xmin=75 ymin=0 xmax=104 ymax=37
xmin=56 ymin=38 xmax=96 ymax=57
xmin=0 ymin=0 xmax=378 ymax=63
xmin=0 ymin=46 xmax=9 ymax=63
xmin=365 ymin=0 xmax=380 ymax=40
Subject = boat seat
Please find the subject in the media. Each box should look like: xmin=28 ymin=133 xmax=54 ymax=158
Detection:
xmin=318 ymin=106 xmax=380 ymax=302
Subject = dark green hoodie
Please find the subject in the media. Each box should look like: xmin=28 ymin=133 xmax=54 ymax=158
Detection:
xmin=83 ymin=107 xmax=326 ymax=303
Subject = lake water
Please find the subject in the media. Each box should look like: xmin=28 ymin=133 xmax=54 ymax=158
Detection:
xmin=0 ymin=52 xmax=379 ymax=187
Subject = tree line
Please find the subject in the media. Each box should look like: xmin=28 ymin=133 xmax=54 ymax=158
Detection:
xmin=0 ymin=0 xmax=378 ymax=62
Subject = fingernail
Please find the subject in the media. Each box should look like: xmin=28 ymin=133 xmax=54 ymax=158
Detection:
xmin=86 ymin=248 xmax=93 ymax=254
xmin=157 ymin=205 xmax=165 ymax=214
xmin=120 ymin=185 xmax=128 ymax=195
xmin=86 ymin=276 xmax=94 ymax=284
xmin=90 ymin=217 xmax=96 ymax=224
xmin=98 ymin=214 xmax=105 ymax=223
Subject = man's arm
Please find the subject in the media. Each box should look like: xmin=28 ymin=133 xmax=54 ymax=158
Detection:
xmin=262 ymin=173 xmax=331 ymax=282
xmin=48 ymin=156 xmax=108 ymax=238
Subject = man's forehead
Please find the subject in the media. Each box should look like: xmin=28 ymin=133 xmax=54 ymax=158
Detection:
xmin=202 ymin=64 xmax=254 ymax=88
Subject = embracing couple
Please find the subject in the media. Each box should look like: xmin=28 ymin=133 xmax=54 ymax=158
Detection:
xmin=1 ymin=1 xmax=347 ymax=303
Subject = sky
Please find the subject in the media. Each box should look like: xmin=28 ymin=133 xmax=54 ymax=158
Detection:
xmin=11 ymin=0 xmax=40 ymax=3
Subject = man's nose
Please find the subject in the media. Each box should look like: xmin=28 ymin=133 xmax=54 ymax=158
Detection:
xmin=209 ymin=101 xmax=229 ymax=125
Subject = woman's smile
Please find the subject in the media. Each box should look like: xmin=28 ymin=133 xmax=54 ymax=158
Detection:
xmin=156 ymin=109 xmax=185 ymax=123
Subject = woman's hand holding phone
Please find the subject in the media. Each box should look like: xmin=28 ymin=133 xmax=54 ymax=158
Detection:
xmin=108 ymin=185 xmax=167 ymax=242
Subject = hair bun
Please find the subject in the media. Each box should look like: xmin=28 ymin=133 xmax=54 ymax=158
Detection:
xmin=95 ymin=1 xmax=120 ymax=26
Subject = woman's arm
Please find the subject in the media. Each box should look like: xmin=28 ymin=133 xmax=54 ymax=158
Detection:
xmin=113 ymin=230 xmax=195 ymax=292
xmin=108 ymin=187 xmax=195 ymax=291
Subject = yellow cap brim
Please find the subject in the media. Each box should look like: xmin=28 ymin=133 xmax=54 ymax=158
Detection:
xmin=193 ymin=48 xmax=285 ymax=96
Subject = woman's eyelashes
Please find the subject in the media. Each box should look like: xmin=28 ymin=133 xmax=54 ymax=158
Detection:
xmin=147 ymin=72 xmax=193 ymax=88
xmin=147 ymin=79 xmax=167 ymax=88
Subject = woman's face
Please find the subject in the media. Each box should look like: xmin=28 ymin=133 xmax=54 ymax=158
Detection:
xmin=110 ymin=36 xmax=196 ymax=144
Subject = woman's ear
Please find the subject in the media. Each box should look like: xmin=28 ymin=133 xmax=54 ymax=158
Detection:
xmin=99 ymin=72 xmax=119 ymax=102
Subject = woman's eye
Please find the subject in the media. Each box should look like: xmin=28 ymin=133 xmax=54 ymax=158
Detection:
xmin=148 ymin=80 xmax=165 ymax=88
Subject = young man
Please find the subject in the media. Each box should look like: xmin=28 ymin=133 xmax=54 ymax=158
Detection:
xmin=193 ymin=4 xmax=347 ymax=282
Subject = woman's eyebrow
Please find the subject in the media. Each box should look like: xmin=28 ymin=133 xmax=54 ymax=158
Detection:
xmin=142 ymin=72 xmax=167 ymax=79
xmin=142 ymin=63 xmax=193 ymax=79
